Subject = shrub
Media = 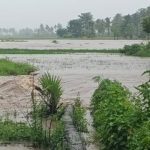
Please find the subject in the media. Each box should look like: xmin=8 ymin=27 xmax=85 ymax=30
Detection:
xmin=129 ymin=121 xmax=150 ymax=150
xmin=121 ymin=44 xmax=142 ymax=55
xmin=120 ymin=43 xmax=150 ymax=57
xmin=135 ymin=70 xmax=150 ymax=116
xmin=91 ymin=79 xmax=141 ymax=150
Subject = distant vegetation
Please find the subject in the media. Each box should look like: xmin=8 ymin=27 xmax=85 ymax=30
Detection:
xmin=0 ymin=48 xmax=119 ymax=54
xmin=0 ymin=59 xmax=36 ymax=75
xmin=57 ymin=6 xmax=150 ymax=39
xmin=121 ymin=42 xmax=150 ymax=57
xmin=0 ymin=43 xmax=149 ymax=57
xmin=0 ymin=6 xmax=149 ymax=39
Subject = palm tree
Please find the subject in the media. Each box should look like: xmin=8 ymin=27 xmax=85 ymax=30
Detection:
xmin=36 ymin=73 xmax=62 ymax=115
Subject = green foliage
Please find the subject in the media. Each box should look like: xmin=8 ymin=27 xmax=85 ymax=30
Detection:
xmin=39 ymin=73 xmax=62 ymax=115
xmin=0 ymin=120 xmax=32 ymax=142
xmin=121 ymin=43 xmax=150 ymax=57
xmin=0 ymin=118 xmax=65 ymax=149
xmin=142 ymin=16 xmax=150 ymax=34
xmin=111 ymin=14 xmax=123 ymax=39
xmin=0 ymin=48 xmax=120 ymax=54
xmin=91 ymin=79 xmax=141 ymax=150
xmin=0 ymin=59 xmax=36 ymax=75
xmin=49 ymin=121 xmax=65 ymax=149
xmin=129 ymin=121 xmax=150 ymax=150
xmin=72 ymin=97 xmax=88 ymax=132
xmin=135 ymin=71 xmax=150 ymax=115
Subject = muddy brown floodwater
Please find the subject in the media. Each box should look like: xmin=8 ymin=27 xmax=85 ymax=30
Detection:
xmin=0 ymin=53 xmax=149 ymax=108
xmin=0 ymin=53 xmax=149 ymax=150
xmin=0 ymin=40 xmax=145 ymax=49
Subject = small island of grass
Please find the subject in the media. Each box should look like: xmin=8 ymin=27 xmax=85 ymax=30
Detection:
xmin=0 ymin=59 xmax=36 ymax=75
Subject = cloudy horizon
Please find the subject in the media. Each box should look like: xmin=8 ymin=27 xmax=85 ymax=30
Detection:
xmin=0 ymin=0 xmax=149 ymax=29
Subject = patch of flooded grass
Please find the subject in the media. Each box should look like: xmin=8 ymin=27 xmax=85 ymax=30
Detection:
xmin=0 ymin=59 xmax=36 ymax=75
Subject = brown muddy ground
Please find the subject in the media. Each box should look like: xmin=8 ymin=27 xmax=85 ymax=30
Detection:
xmin=0 ymin=75 xmax=33 ymax=121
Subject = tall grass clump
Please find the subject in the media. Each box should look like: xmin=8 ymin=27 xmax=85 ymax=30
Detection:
xmin=0 ymin=59 xmax=36 ymax=75
xmin=72 ymin=97 xmax=88 ymax=132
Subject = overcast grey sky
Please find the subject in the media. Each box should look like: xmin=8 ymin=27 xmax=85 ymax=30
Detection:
xmin=0 ymin=0 xmax=149 ymax=29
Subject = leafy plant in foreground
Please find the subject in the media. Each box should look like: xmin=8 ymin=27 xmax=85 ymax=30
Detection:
xmin=91 ymin=79 xmax=140 ymax=150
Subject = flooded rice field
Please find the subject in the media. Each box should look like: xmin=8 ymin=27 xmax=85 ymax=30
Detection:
xmin=0 ymin=53 xmax=149 ymax=108
xmin=0 ymin=39 xmax=145 ymax=49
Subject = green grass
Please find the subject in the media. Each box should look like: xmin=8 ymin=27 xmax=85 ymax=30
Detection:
xmin=0 ymin=48 xmax=120 ymax=54
xmin=0 ymin=43 xmax=149 ymax=57
xmin=0 ymin=120 xmax=32 ymax=142
xmin=0 ymin=119 xmax=65 ymax=148
xmin=0 ymin=59 xmax=36 ymax=75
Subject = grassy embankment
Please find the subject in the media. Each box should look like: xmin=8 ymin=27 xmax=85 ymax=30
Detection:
xmin=0 ymin=48 xmax=119 ymax=54
xmin=0 ymin=43 xmax=149 ymax=57
xmin=0 ymin=59 xmax=36 ymax=75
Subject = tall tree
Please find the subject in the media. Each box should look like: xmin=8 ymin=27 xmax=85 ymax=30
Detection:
xmin=95 ymin=19 xmax=105 ymax=36
xmin=121 ymin=15 xmax=134 ymax=39
xmin=105 ymin=17 xmax=111 ymax=36
xmin=67 ymin=19 xmax=82 ymax=37
xmin=79 ymin=12 xmax=95 ymax=37
xmin=111 ymin=14 xmax=123 ymax=39
xmin=142 ymin=16 xmax=150 ymax=39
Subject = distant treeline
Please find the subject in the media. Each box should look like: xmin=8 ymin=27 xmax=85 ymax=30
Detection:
xmin=0 ymin=6 xmax=150 ymax=39
xmin=57 ymin=6 xmax=150 ymax=39
xmin=0 ymin=24 xmax=57 ymax=39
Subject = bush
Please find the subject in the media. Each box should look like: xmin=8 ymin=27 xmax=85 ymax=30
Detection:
xmin=129 ymin=121 xmax=150 ymax=150
xmin=121 ymin=44 xmax=142 ymax=55
xmin=120 ymin=43 xmax=150 ymax=57
xmin=91 ymin=79 xmax=141 ymax=150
